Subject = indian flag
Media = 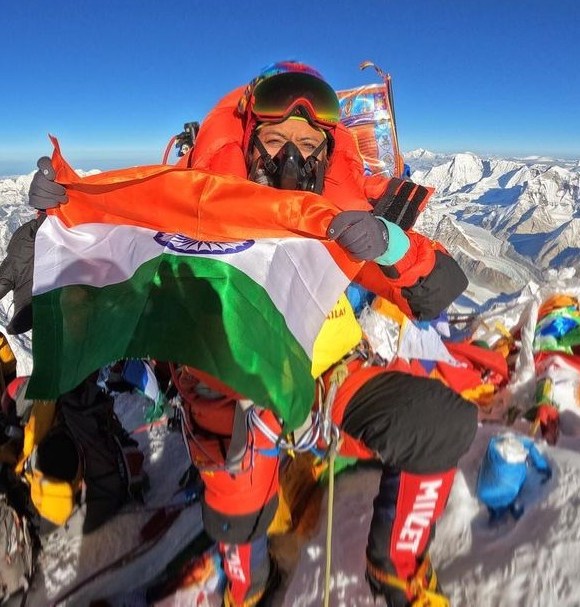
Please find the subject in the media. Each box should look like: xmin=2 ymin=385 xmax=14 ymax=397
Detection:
xmin=27 ymin=140 xmax=361 ymax=431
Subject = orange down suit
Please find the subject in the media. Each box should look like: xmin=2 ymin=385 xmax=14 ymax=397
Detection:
xmin=174 ymin=87 xmax=477 ymax=600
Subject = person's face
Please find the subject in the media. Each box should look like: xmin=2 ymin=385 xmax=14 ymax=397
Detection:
xmin=252 ymin=118 xmax=327 ymax=162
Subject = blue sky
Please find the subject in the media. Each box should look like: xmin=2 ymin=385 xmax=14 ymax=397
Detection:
xmin=1 ymin=0 xmax=579 ymax=175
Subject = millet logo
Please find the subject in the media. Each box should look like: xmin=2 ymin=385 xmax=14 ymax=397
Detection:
xmin=396 ymin=479 xmax=442 ymax=553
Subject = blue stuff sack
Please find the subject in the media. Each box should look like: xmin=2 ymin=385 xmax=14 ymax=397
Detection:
xmin=476 ymin=432 xmax=551 ymax=520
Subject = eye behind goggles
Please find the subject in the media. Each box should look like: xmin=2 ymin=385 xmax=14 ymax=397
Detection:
xmin=250 ymin=72 xmax=340 ymax=129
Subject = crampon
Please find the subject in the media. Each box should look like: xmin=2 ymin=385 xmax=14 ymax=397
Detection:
xmin=366 ymin=554 xmax=449 ymax=607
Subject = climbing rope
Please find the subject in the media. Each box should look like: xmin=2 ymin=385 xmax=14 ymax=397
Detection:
xmin=320 ymin=363 xmax=347 ymax=607
xmin=323 ymin=433 xmax=338 ymax=607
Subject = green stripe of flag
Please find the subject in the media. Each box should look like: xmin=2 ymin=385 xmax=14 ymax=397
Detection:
xmin=29 ymin=253 xmax=314 ymax=431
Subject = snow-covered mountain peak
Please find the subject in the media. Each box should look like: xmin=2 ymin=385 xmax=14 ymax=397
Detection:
xmin=405 ymin=148 xmax=437 ymax=159
xmin=412 ymin=152 xmax=484 ymax=194
xmin=432 ymin=214 xmax=540 ymax=294
xmin=0 ymin=171 xmax=36 ymax=207
xmin=404 ymin=149 xmax=580 ymax=288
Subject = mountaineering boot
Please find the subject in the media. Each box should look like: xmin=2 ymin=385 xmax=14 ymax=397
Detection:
xmin=255 ymin=557 xmax=283 ymax=607
xmin=366 ymin=554 xmax=449 ymax=607
xmin=365 ymin=467 xmax=456 ymax=606
xmin=220 ymin=534 xmax=281 ymax=607
xmin=366 ymin=563 xmax=406 ymax=607
xmin=222 ymin=556 xmax=282 ymax=607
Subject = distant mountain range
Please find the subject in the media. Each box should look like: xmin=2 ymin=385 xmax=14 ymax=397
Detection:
xmin=404 ymin=149 xmax=580 ymax=300
xmin=1 ymin=151 xmax=579 ymax=331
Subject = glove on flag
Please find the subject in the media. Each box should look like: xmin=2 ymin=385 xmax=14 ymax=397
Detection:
xmin=28 ymin=157 xmax=68 ymax=210
xmin=327 ymin=210 xmax=388 ymax=260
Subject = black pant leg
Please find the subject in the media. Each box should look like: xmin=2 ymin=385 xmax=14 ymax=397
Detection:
xmin=341 ymin=371 xmax=478 ymax=474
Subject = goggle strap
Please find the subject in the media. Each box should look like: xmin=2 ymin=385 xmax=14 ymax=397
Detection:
xmin=303 ymin=140 xmax=327 ymax=175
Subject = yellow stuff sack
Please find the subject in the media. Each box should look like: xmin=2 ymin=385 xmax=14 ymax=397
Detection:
xmin=25 ymin=468 xmax=79 ymax=526
xmin=0 ymin=332 xmax=16 ymax=370
xmin=15 ymin=399 xmax=56 ymax=474
xmin=23 ymin=427 xmax=82 ymax=526
xmin=311 ymin=293 xmax=362 ymax=378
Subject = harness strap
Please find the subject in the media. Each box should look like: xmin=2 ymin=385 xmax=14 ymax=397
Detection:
xmin=225 ymin=399 xmax=253 ymax=473
xmin=249 ymin=408 xmax=321 ymax=455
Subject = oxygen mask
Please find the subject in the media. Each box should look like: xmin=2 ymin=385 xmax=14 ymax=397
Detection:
xmin=249 ymin=138 xmax=326 ymax=193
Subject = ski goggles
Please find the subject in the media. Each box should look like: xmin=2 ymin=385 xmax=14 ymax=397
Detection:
xmin=250 ymin=72 xmax=341 ymax=129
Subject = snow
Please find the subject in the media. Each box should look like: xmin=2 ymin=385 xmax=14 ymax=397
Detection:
xmin=2 ymin=151 xmax=580 ymax=606
xmin=20 ymin=393 xmax=200 ymax=606
xmin=281 ymin=423 xmax=580 ymax=607
xmin=15 ymin=380 xmax=580 ymax=606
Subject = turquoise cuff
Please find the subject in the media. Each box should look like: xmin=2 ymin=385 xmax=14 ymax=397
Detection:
xmin=374 ymin=217 xmax=410 ymax=266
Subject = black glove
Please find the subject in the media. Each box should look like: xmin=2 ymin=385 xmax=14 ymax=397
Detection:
xmin=401 ymin=251 xmax=468 ymax=320
xmin=0 ymin=216 xmax=45 ymax=334
xmin=28 ymin=156 xmax=68 ymax=210
xmin=327 ymin=210 xmax=388 ymax=260
xmin=370 ymin=177 xmax=431 ymax=231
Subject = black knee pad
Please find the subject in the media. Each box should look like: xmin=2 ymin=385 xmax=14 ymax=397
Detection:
xmin=342 ymin=371 xmax=478 ymax=473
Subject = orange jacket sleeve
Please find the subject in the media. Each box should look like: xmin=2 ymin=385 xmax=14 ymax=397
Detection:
xmin=355 ymin=233 xmax=467 ymax=320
